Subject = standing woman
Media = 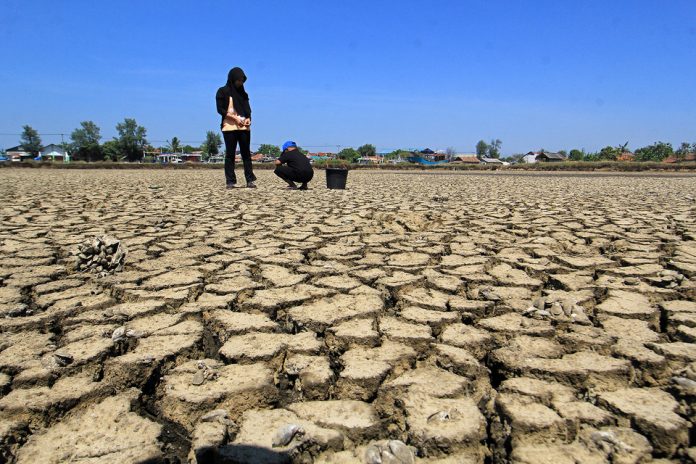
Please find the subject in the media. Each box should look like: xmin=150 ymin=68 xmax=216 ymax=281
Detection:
xmin=216 ymin=67 xmax=257 ymax=188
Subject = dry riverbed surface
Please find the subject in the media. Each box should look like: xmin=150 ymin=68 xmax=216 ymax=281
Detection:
xmin=1 ymin=169 xmax=695 ymax=463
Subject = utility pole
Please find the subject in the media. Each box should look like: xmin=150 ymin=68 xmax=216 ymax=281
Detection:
xmin=60 ymin=133 xmax=69 ymax=163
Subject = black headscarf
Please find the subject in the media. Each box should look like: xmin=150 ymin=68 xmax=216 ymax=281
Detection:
xmin=226 ymin=67 xmax=251 ymax=118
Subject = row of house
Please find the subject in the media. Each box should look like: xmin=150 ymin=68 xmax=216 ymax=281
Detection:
xmin=5 ymin=145 xmax=694 ymax=165
xmin=3 ymin=144 xmax=69 ymax=162
xmin=522 ymin=151 xmax=696 ymax=163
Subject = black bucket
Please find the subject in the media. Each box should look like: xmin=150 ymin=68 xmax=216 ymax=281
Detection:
xmin=326 ymin=168 xmax=348 ymax=189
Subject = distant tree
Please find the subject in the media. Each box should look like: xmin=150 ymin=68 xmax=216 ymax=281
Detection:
xmin=182 ymin=145 xmax=196 ymax=154
xmin=445 ymin=147 xmax=456 ymax=158
xmin=568 ymin=149 xmax=584 ymax=161
xmin=384 ymin=149 xmax=399 ymax=160
xmin=558 ymin=150 xmax=568 ymax=157
xmin=384 ymin=149 xmax=407 ymax=160
xmin=357 ymin=143 xmax=377 ymax=158
xmin=70 ymin=121 xmax=102 ymax=162
xmin=634 ymin=142 xmax=673 ymax=162
xmin=475 ymin=140 xmax=488 ymax=158
xmin=675 ymin=142 xmax=692 ymax=161
xmin=257 ymin=144 xmax=281 ymax=158
xmin=503 ymin=154 xmax=523 ymax=163
xmin=583 ymin=151 xmax=600 ymax=162
xmin=337 ymin=147 xmax=360 ymax=162
xmin=114 ymin=118 xmax=147 ymax=161
xmin=487 ymin=139 xmax=502 ymax=158
xmin=168 ymin=137 xmax=181 ymax=153
xmin=102 ymin=140 xmax=120 ymax=161
xmin=20 ymin=125 xmax=42 ymax=156
xmin=597 ymin=146 xmax=621 ymax=161
xmin=202 ymin=131 xmax=222 ymax=160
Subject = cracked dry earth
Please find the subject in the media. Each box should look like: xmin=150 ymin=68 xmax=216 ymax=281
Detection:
xmin=0 ymin=169 xmax=695 ymax=464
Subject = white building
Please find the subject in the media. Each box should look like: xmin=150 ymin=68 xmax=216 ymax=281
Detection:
xmin=40 ymin=144 xmax=69 ymax=162
xmin=521 ymin=152 xmax=539 ymax=164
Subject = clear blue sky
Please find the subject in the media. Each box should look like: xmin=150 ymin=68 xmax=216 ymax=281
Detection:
xmin=1 ymin=0 xmax=695 ymax=155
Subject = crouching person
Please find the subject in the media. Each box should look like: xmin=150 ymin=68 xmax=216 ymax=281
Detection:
xmin=274 ymin=141 xmax=314 ymax=190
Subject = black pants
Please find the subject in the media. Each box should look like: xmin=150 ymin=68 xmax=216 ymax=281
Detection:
xmin=274 ymin=165 xmax=313 ymax=185
xmin=223 ymin=130 xmax=256 ymax=185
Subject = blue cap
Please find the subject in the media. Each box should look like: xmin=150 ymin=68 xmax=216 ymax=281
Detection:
xmin=282 ymin=141 xmax=297 ymax=151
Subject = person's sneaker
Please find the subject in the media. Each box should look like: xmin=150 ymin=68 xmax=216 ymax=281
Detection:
xmin=298 ymin=183 xmax=308 ymax=190
xmin=286 ymin=184 xmax=298 ymax=190
xmin=246 ymin=182 xmax=257 ymax=188
xmin=226 ymin=183 xmax=237 ymax=189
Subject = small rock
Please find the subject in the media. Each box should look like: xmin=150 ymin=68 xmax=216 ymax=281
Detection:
xmin=112 ymin=326 xmax=126 ymax=342
xmin=561 ymin=299 xmax=575 ymax=316
xmin=388 ymin=440 xmax=415 ymax=464
xmin=481 ymin=288 xmax=501 ymax=301
xmin=364 ymin=441 xmax=415 ymax=464
xmin=590 ymin=430 xmax=634 ymax=453
xmin=549 ymin=302 xmax=563 ymax=317
xmin=53 ymin=352 xmax=73 ymax=366
xmin=271 ymin=424 xmax=304 ymax=447
xmin=535 ymin=309 xmax=552 ymax=319
xmin=427 ymin=410 xmax=452 ymax=423
xmin=672 ymin=376 xmax=696 ymax=393
xmin=125 ymin=329 xmax=142 ymax=338
xmin=191 ymin=371 xmax=206 ymax=386
xmin=200 ymin=409 xmax=229 ymax=422
xmin=364 ymin=445 xmax=382 ymax=464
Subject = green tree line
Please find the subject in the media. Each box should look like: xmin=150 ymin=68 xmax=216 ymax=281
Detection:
xmin=15 ymin=123 xmax=696 ymax=163
xmin=17 ymin=120 xmax=226 ymax=162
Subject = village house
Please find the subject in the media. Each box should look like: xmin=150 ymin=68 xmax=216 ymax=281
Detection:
xmin=451 ymin=154 xmax=480 ymax=164
xmin=535 ymin=152 xmax=567 ymax=162
xmin=420 ymin=148 xmax=447 ymax=162
xmin=480 ymin=157 xmax=504 ymax=165
xmin=180 ymin=151 xmax=203 ymax=163
xmin=357 ymin=156 xmax=383 ymax=165
xmin=157 ymin=153 xmax=182 ymax=163
xmin=5 ymin=146 xmax=34 ymax=162
xmin=521 ymin=152 xmax=540 ymax=163
xmin=39 ymin=144 xmax=69 ymax=162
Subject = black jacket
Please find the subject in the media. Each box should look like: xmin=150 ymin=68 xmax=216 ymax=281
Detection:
xmin=215 ymin=86 xmax=232 ymax=129
xmin=279 ymin=149 xmax=313 ymax=178
xmin=216 ymin=86 xmax=252 ymax=129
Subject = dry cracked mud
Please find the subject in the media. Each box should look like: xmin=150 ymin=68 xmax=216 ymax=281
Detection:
xmin=1 ymin=169 xmax=695 ymax=463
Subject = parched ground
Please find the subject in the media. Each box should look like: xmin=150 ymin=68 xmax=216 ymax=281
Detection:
xmin=1 ymin=169 xmax=695 ymax=464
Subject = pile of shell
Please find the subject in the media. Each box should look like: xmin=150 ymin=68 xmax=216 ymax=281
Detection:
xmin=73 ymin=235 xmax=126 ymax=275
xmin=523 ymin=296 xmax=591 ymax=325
